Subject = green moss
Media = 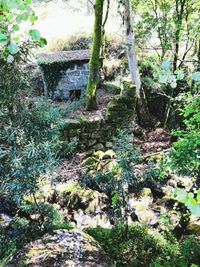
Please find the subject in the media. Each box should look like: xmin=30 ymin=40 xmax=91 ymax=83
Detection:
xmin=54 ymin=181 xmax=102 ymax=213
xmin=86 ymin=0 xmax=104 ymax=110
xmin=28 ymin=248 xmax=46 ymax=257
xmin=64 ymin=119 xmax=81 ymax=129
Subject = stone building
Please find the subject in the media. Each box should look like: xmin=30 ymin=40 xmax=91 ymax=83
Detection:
xmin=37 ymin=50 xmax=91 ymax=101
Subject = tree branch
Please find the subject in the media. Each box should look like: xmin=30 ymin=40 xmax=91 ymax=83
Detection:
xmin=88 ymin=0 xmax=94 ymax=7
xmin=102 ymin=0 xmax=110 ymax=28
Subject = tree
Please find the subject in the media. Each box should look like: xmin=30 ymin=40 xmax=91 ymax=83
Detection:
xmin=134 ymin=0 xmax=199 ymax=68
xmin=124 ymin=0 xmax=141 ymax=97
xmin=85 ymin=0 xmax=104 ymax=110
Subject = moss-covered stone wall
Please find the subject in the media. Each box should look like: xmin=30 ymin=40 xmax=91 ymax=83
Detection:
xmin=62 ymin=85 xmax=136 ymax=149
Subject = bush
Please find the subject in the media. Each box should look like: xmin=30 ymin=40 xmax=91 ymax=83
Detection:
xmin=180 ymin=235 xmax=200 ymax=265
xmin=166 ymin=93 xmax=200 ymax=179
xmin=105 ymin=34 xmax=124 ymax=59
xmin=0 ymin=228 xmax=16 ymax=262
xmin=47 ymin=33 xmax=92 ymax=52
xmin=86 ymin=224 xmax=180 ymax=267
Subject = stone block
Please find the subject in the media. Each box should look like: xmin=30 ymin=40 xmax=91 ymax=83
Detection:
xmin=64 ymin=119 xmax=81 ymax=130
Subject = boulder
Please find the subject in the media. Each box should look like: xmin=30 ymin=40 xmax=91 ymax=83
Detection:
xmin=50 ymin=181 xmax=108 ymax=213
xmin=7 ymin=229 xmax=111 ymax=267
xmin=187 ymin=219 xmax=200 ymax=235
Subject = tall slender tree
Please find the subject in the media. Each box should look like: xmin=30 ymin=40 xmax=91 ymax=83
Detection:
xmin=123 ymin=0 xmax=141 ymax=98
xmin=86 ymin=0 xmax=104 ymax=110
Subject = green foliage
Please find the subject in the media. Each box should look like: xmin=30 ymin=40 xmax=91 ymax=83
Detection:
xmin=86 ymin=224 xmax=180 ymax=267
xmin=0 ymin=0 xmax=46 ymax=63
xmin=0 ymin=228 xmax=16 ymax=262
xmin=19 ymin=201 xmax=72 ymax=232
xmin=81 ymin=130 xmax=141 ymax=224
xmin=173 ymin=188 xmax=200 ymax=217
xmin=47 ymin=33 xmax=92 ymax=52
xmin=153 ymin=60 xmax=185 ymax=89
xmin=134 ymin=0 xmax=199 ymax=63
xmin=0 ymin=204 xmax=72 ymax=264
xmin=0 ymin=64 xmax=77 ymax=204
xmin=168 ymin=93 xmax=200 ymax=178
xmin=180 ymin=235 xmax=200 ymax=265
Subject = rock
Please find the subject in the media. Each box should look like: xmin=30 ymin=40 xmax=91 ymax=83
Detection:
xmin=186 ymin=219 xmax=200 ymax=235
xmin=176 ymin=176 xmax=194 ymax=190
xmin=50 ymin=181 xmax=108 ymax=213
xmin=94 ymin=143 xmax=104 ymax=151
xmin=161 ymin=185 xmax=174 ymax=196
xmin=0 ymin=213 xmax=13 ymax=227
xmin=140 ymin=188 xmax=153 ymax=203
xmin=105 ymin=142 xmax=113 ymax=148
xmin=167 ymin=179 xmax=177 ymax=188
xmin=7 ymin=229 xmax=112 ymax=267
xmin=73 ymin=210 xmax=111 ymax=229
xmin=136 ymin=210 xmax=159 ymax=226
xmin=133 ymin=124 xmax=145 ymax=138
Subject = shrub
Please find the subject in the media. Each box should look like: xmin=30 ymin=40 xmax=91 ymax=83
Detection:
xmin=86 ymin=224 xmax=180 ymax=267
xmin=47 ymin=33 xmax=92 ymax=52
xmin=105 ymin=34 xmax=124 ymax=59
xmin=180 ymin=235 xmax=200 ymax=265
xmin=168 ymin=93 xmax=200 ymax=179
xmin=0 ymin=228 xmax=16 ymax=262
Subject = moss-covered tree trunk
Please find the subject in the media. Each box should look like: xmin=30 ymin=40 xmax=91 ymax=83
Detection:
xmin=86 ymin=0 xmax=104 ymax=111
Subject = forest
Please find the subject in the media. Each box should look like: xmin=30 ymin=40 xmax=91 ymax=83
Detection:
xmin=0 ymin=0 xmax=200 ymax=266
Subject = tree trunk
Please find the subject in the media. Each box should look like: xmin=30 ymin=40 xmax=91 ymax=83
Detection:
xmin=173 ymin=0 xmax=186 ymax=72
xmin=86 ymin=0 xmax=104 ymax=111
xmin=124 ymin=0 xmax=141 ymax=98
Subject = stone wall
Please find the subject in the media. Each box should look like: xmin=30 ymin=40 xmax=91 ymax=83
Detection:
xmin=61 ymin=85 xmax=136 ymax=150
xmin=39 ymin=61 xmax=89 ymax=101
xmin=54 ymin=62 xmax=89 ymax=100
xmin=36 ymin=50 xmax=92 ymax=101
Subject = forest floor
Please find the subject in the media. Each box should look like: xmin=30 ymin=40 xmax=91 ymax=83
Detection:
xmin=56 ymin=127 xmax=172 ymax=183
xmin=52 ymin=88 xmax=114 ymax=119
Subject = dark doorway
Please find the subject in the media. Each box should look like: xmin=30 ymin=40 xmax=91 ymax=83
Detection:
xmin=69 ymin=90 xmax=81 ymax=100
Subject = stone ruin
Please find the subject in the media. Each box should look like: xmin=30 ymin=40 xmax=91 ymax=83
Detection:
xmin=37 ymin=50 xmax=91 ymax=101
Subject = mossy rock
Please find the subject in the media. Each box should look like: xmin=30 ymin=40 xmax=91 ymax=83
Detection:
xmin=6 ymin=229 xmax=112 ymax=267
xmin=63 ymin=119 xmax=81 ymax=130
xmin=187 ymin=221 xmax=200 ymax=235
xmin=50 ymin=181 xmax=108 ymax=213
xmin=104 ymin=82 xmax=121 ymax=95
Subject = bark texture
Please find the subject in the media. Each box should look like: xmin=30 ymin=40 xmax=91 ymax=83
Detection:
xmin=86 ymin=0 xmax=104 ymax=111
xmin=124 ymin=0 xmax=141 ymax=98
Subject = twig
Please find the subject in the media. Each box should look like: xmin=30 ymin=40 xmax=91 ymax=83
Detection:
xmin=88 ymin=0 xmax=94 ymax=7
xmin=102 ymin=0 xmax=110 ymax=28
xmin=140 ymin=148 xmax=173 ymax=159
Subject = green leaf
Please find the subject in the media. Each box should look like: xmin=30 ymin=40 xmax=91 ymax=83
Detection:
xmin=39 ymin=37 xmax=47 ymax=47
xmin=7 ymin=54 xmax=15 ymax=63
xmin=0 ymin=33 xmax=7 ymax=41
xmin=176 ymin=70 xmax=185 ymax=80
xmin=159 ymin=75 xmax=168 ymax=84
xmin=161 ymin=60 xmax=171 ymax=70
xmin=12 ymin=24 xmax=20 ymax=31
xmin=187 ymin=204 xmax=200 ymax=216
xmin=30 ymin=14 xmax=38 ymax=24
xmin=21 ymin=12 xmax=29 ymax=21
xmin=170 ymin=81 xmax=177 ymax=88
xmin=94 ymin=150 xmax=104 ymax=160
xmin=7 ymin=43 xmax=19 ymax=54
xmin=192 ymin=72 xmax=200 ymax=82
xmin=29 ymin=29 xmax=41 ymax=41
xmin=103 ymin=150 xmax=116 ymax=159
xmin=12 ymin=36 xmax=20 ymax=42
